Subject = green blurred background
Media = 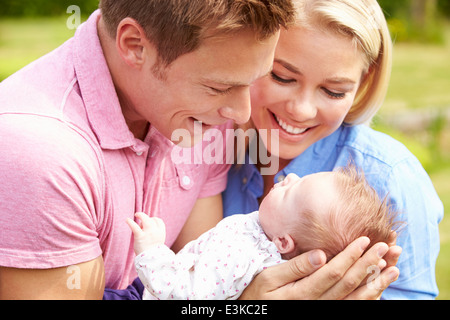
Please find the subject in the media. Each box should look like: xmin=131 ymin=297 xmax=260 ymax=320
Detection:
xmin=0 ymin=0 xmax=449 ymax=299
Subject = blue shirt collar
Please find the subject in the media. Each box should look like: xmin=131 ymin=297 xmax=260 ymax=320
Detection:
xmin=275 ymin=126 xmax=344 ymax=180
xmin=231 ymin=126 xmax=345 ymax=200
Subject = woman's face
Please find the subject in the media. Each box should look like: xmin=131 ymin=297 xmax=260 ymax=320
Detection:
xmin=250 ymin=26 xmax=367 ymax=161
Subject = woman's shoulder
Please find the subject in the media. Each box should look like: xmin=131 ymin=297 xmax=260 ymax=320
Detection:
xmin=336 ymin=125 xmax=416 ymax=167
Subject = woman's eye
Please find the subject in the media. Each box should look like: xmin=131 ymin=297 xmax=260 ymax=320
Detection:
xmin=270 ymin=72 xmax=295 ymax=84
xmin=322 ymin=88 xmax=346 ymax=99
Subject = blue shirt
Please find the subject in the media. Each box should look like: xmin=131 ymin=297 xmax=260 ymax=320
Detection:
xmin=223 ymin=125 xmax=443 ymax=300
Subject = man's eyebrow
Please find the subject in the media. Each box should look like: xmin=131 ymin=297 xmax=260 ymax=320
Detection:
xmin=200 ymin=78 xmax=250 ymax=88
xmin=200 ymin=66 xmax=274 ymax=88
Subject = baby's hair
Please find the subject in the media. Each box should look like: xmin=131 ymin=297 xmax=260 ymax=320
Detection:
xmin=293 ymin=164 xmax=402 ymax=260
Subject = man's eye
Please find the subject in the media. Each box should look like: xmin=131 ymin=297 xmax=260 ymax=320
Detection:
xmin=210 ymin=87 xmax=232 ymax=95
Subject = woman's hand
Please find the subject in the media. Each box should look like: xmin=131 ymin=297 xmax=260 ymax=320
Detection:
xmin=345 ymin=231 xmax=402 ymax=300
xmin=240 ymin=237 xmax=401 ymax=300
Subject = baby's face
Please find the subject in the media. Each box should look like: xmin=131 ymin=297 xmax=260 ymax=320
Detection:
xmin=259 ymin=172 xmax=339 ymax=239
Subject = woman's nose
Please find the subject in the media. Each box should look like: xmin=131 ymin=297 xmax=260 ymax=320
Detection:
xmin=285 ymin=93 xmax=318 ymax=122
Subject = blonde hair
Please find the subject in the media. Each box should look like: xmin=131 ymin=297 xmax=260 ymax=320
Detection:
xmin=292 ymin=0 xmax=393 ymax=125
xmin=292 ymin=165 xmax=401 ymax=260
xmin=100 ymin=0 xmax=295 ymax=68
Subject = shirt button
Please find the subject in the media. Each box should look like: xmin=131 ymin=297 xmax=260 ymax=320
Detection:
xmin=136 ymin=152 xmax=144 ymax=156
xmin=242 ymin=177 xmax=248 ymax=185
xmin=182 ymin=176 xmax=191 ymax=186
xmin=277 ymin=175 xmax=286 ymax=183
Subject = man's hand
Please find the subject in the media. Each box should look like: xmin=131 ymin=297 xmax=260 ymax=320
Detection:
xmin=240 ymin=237 xmax=401 ymax=300
xmin=127 ymin=212 xmax=166 ymax=255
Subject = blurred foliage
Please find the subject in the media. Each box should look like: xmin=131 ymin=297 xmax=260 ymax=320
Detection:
xmin=1 ymin=0 xmax=450 ymax=18
xmin=1 ymin=0 xmax=449 ymax=43
xmin=0 ymin=0 xmax=99 ymax=17
xmin=379 ymin=0 xmax=449 ymax=43
xmin=379 ymin=0 xmax=450 ymax=18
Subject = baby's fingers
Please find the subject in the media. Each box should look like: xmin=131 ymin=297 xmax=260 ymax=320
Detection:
xmin=135 ymin=212 xmax=164 ymax=232
xmin=126 ymin=217 xmax=143 ymax=237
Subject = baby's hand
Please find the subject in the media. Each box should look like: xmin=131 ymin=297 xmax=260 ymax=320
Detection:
xmin=127 ymin=212 xmax=166 ymax=255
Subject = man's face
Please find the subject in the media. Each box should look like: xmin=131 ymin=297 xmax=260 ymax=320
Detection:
xmin=130 ymin=30 xmax=280 ymax=147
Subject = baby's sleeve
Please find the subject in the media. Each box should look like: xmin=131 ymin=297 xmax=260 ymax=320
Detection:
xmin=135 ymin=227 xmax=256 ymax=300
xmin=135 ymin=244 xmax=203 ymax=300
xmin=135 ymin=215 xmax=280 ymax=300
xmin=136 ymin=245 xmax=179 ymax=300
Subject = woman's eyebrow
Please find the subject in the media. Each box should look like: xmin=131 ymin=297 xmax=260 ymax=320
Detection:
xmin=275 ymin=58 xmax=357 ymax=86
xmin=274 ymin=58 xmax=302 ymax=75
xmin=324 ymin=77 xmax=357 ymax=85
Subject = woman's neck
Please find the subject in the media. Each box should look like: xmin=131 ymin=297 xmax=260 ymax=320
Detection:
xmin=257 ymin=157 xmax=291 ymax=204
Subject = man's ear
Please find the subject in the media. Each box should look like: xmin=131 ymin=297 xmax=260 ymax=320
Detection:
xmin=115 ymin=18 xmax=155 ymax=69
xmin=273 ymin=234 xmax=295 ymax=255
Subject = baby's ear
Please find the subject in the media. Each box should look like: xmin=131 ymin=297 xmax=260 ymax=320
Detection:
xmin=273 ymin=234 xmax=295 ymax=255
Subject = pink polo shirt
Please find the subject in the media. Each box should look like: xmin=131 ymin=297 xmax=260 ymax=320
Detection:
xmin=0 ymin=10 xmax=231 ymax=290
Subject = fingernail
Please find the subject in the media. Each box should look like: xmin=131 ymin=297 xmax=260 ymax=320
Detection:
xmin=359 ymin=237 xmax=370 ymax=251
xmin=389 ymin=268 xmax=400 ymax=282
xmin=309 ymin=250 xmax=325 ymax=267
xmin=377 ymin=244 xmax=389 ymax=258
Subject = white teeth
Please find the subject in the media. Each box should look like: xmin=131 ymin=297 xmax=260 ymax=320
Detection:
xmin=275 ymin=115 xmax=308 ymax=135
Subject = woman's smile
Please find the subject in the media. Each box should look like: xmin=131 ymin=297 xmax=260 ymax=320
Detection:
xmin=274 ymin=113 xmax=309 ymax=135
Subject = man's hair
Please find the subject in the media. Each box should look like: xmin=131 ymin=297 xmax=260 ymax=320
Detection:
xmin=99 ymin=0 xmax=295 ymax=67
xmin=293 ymin=164 xmax=402 ymax=261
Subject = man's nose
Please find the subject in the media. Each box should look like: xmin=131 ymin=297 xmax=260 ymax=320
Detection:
xmin=218 ymin=89 xmax=252 ymax=125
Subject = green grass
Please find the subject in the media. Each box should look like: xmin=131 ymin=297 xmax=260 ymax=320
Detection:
xmin=381 ymin=22 xmax=450 ymax=112
xmin=0 ymin=16 xmax=77 ymax=81
xmin=432 ymin=167 xmax=450 ymax=300
xmin=382 ymin=43 xmax=450 ymax=111
xmin=0 ymin=17 xmax=449 ymax=300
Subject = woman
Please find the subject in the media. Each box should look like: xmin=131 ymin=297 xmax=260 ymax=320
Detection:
xmin=223 ymin=0 xmax=443 ymax=299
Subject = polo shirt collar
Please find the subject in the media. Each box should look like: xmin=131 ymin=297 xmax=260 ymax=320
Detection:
xmin=73 ymin=9 xmax=137 ymax=151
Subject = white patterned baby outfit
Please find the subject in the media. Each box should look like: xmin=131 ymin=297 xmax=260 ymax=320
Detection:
xmin=135 ymin=211 xmax=285 ymax=300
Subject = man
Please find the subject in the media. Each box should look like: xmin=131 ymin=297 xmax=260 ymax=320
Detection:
xmin=0 ymin=0 xmax=293 ymax=299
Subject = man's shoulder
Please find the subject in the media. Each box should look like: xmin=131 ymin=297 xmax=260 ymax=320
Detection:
xmin=0 ymin=37 xmax=78 ymax=111
xmin=0 ymin=113 xmax=103 ymax=174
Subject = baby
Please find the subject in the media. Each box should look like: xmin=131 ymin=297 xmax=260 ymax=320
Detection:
xmin=127 ymin=165 xmax=400 ymax=300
